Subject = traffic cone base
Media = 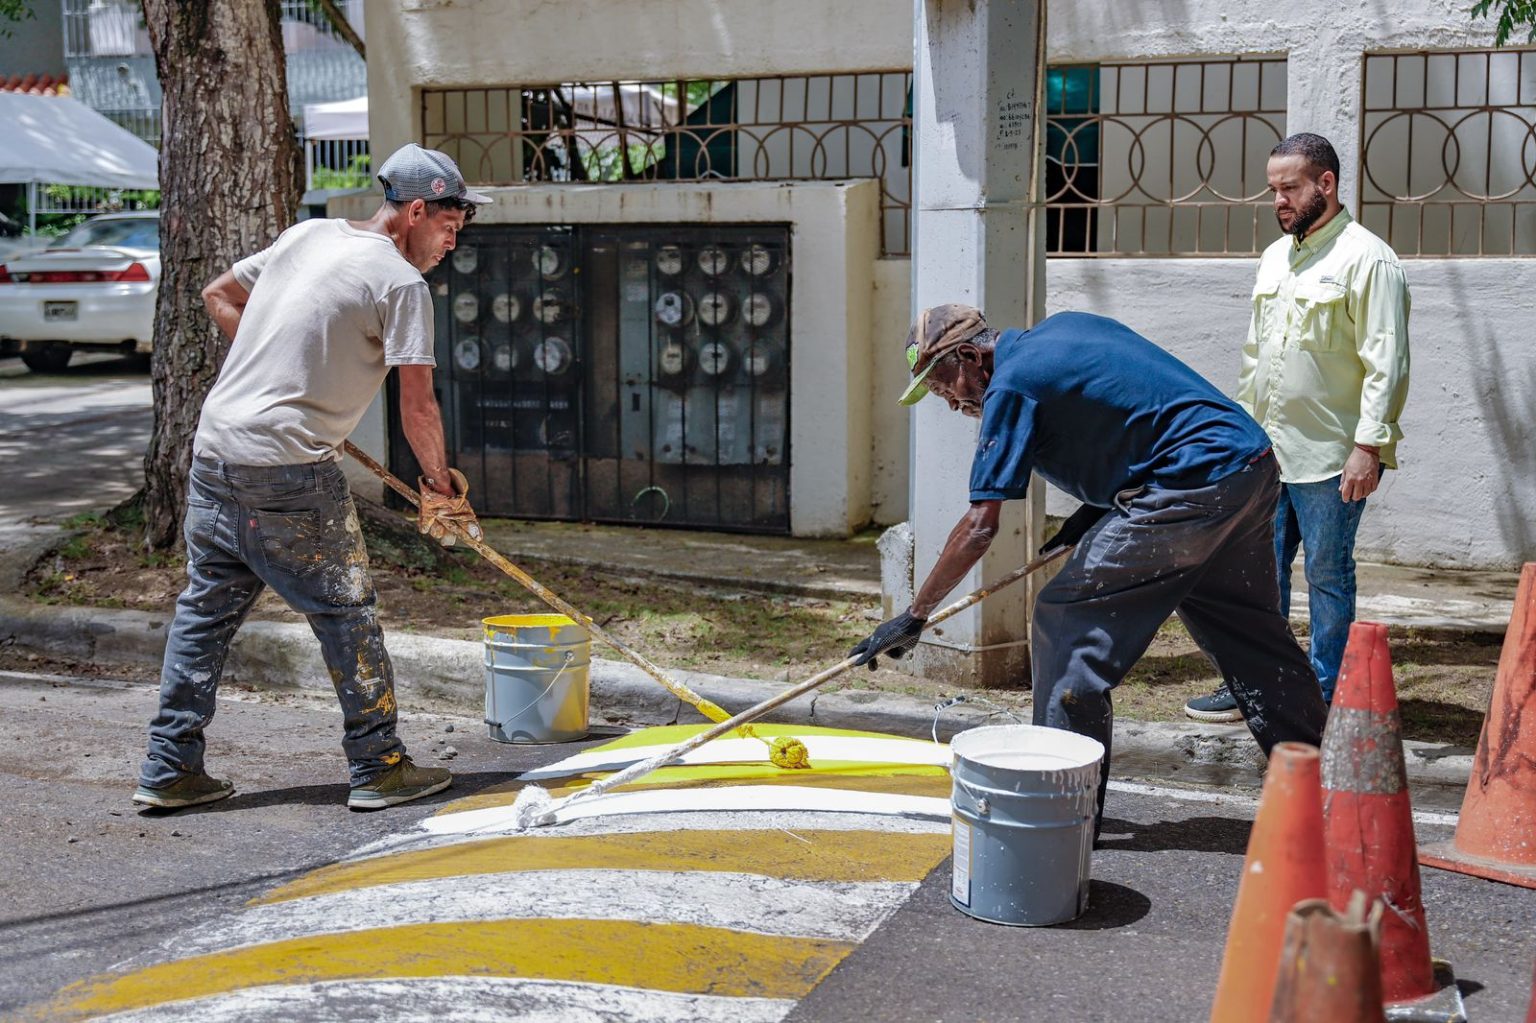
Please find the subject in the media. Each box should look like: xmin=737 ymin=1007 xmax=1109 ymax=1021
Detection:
xmin=1420 ymin=842 xmax=1536 ymax=889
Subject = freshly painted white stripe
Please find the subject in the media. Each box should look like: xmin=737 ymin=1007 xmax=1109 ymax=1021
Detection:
xmin=517 ymin=735 xmax=951 ymax=782
xmin=169 ymin=870 xmax=914 ymax=957
xmin=1107 ymin=779 xmax=1461 ymax=828
xmin=86 ymin=977 xmax=794 ymax=1023
xmin=421 ymin=786 xmax=952 ymax=837
xmin=346 ymin=809 xmax=951 ymax=863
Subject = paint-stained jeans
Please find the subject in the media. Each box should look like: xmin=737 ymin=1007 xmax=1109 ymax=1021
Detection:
xmin=1031 ymin=454 xmax=1328 ymax=831
xmin=1274 ymin=476 xmax=1368 ymax=703
xmin=140 ymin=458 xmax=404 ymax=790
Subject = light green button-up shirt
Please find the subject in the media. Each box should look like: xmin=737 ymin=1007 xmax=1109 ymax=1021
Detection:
xmin=1236 ymin=209 xmax=1411 ymax=484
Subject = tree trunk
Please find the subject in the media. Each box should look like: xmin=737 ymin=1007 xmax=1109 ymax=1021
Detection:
xmin=139 ymin=0 xmax=302 ymax=549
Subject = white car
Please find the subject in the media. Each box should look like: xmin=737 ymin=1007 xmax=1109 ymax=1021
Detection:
xmin=0 ymin=212 xmax=160 ymax=373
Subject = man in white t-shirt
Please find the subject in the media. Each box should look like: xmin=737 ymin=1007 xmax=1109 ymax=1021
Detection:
xmin=134 ymin=145 xmax=491 ymax=811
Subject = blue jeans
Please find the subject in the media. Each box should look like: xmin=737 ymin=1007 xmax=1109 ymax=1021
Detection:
xmin=140 ymin=458 xmax=405 ymax=789
xmin=1274 ymin=476 xmax=1367 ymax=702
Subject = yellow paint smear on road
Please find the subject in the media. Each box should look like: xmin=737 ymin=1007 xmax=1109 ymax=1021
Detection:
xmin=443 ymin=764 xmax=951 ymax=816
xmin=257 ymin=828 xmax=951 ymax=906
xmin=34 ymin=919 xmax=854 ymax=1023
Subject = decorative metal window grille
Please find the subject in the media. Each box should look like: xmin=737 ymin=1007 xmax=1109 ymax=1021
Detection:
xmin=1045 ymin=58 xmax=1288 ymax=257
xmin=1362 ymin=50 xmax=1536 ymax=257
xmin=421 ymin=76 xmax=912 ymax=255
xmin=423 ymin=60 xmax=1284 ymax=259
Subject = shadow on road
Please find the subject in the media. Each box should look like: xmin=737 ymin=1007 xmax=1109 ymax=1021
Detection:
xmin=1097 ymin=813 xmax=1251 ymax=855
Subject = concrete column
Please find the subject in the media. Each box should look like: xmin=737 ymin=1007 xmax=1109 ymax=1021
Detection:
xmin=906 ymin=0 xmax=1047 ymax=687
xmin=1286 ymin=36 xmax=1364 ymax=215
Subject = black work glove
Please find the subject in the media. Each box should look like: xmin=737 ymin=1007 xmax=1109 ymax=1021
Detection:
xmin=1039 ymin=503 xmax=1110 ymax=557
xmin=849 ymin=610 xmax=927 ymax=670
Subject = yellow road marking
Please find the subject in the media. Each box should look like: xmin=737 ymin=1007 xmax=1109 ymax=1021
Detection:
xmin=257 ymin=828 xmax=951 ymax=905
xmin=38 ymin=919 xmax=855 ymax=1022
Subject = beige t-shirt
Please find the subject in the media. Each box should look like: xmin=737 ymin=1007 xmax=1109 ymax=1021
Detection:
xmin=193 ymin=218 xmax=435 ymax=465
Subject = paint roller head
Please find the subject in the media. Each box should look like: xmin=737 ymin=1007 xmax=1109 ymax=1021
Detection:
xmin=769 ymin=736 xmax=811 ymax=770
xmin=509 ymin=784 xmax=556 ymax=830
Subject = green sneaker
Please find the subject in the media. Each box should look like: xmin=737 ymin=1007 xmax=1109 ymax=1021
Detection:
xmin=348 ymin=756 xmax=451 ymax=811
xmin=132 ymin=772 xmax=235 ymax=809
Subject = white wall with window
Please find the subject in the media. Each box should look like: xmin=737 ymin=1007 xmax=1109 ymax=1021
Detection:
xmin=359 ymin=0 xmax=1533 ymax=567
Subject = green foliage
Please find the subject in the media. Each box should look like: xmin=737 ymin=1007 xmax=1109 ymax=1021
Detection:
xmin=1472 ymin=0 xmax=1536 ymax=44
xmin=0 ymin=0 xmax=34 ymax=39
xmin=310 ymin=153 xmax=372 ymax=190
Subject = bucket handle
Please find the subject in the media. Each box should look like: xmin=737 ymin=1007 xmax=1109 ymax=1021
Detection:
xmin=486 ymin=650 xmax=577 ymax=731
xmin=930 ymin=693 xmax=1024 ymax=745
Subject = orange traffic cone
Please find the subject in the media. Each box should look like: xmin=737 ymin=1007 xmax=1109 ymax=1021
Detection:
xmin=1321 ymin=621 xmax=1436 ymax=1003
xmin=1421 ymin=562 xmax=1536 ymax=889
xmin=1210 ymin=742 xmax=1326 ymax=1022
xmin=1267 ymin=892 xmax=1386 ymax=1022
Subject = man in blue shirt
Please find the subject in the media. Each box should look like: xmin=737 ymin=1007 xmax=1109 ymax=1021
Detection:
xmin=851 ymin=305 xmax=1328 ymax=833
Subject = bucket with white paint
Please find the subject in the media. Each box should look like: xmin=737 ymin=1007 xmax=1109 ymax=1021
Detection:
xmin=483 ymin=613 xmax=590 ymax=743
xmin=949 ymin=724 xmax=1104 ymax=926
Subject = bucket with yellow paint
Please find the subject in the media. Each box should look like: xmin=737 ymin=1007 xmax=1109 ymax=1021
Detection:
xmin=483 ymin=613 xmax=590 ymax=743
xmin=948 ymin=724 xmax=1103 ymax=926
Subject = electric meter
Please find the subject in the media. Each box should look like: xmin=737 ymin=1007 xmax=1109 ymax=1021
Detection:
xmin=655 ymin=245 xmax=685 ymax=276
xmin=741 ymin=243 xmax=774 ymax=276
xmin=658 ymin=339 xmax=690 ymax=376
xmin=698 ymin=290 xmax=733 ymax=327
xmin=491 ymin=341 xmax=515 ymax=373
xmin=744 ymin=292 xmax=775 ymax=327
xmin=451 ymin=246 xmax=478 ymax=275
xmin=698 ymin=340 xmax=732 ymax=376
xmin=452 ymin=292 xmax=479 ymax=324
xmin=697 ymin=244 xmax=729 ymax=276
xmin=453 ymin=337 xmax=483 ymax=372
xmin=535 ymin=245 xmax=565 ymax=278
xmin=654 ymin=292 xmax=693 ymax=327
xmin=534 ymin=336 xmax=573 ymax=375
xmin=533 ymin=290 xmax=565 ymax=324
xmin=745 ymin=342 xmax=780 ymax=378
xmin=492 ymin=292 xmax=520 ymax=324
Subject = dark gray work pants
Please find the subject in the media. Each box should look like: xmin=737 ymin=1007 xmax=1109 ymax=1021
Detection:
xmin=1031 ymin=453 xmax=1327 ymax=829
xmin=140 ymin=457 xmax=405 ymax=790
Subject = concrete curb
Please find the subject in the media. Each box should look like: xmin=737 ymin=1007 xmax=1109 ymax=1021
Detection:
xmin=0 ymin=595 xmax=1474 ymax=796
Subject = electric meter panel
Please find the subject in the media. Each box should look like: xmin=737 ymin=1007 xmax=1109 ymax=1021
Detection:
xmin=401 ymin=223 xmax=789 ymax=534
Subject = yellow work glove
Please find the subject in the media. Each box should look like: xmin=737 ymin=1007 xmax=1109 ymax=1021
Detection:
xmin=418 ymin=468 xmax=482 ymax=547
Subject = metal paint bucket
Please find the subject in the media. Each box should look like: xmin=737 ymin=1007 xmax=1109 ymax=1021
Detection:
xmin=949 ymin=724 xmax=1104 ymax=926
xmin=482 ymin=613 xmax=590 ymax=743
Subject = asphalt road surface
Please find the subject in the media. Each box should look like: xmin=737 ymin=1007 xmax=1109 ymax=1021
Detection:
xmin=1 ymin=658 xmax=1532 ymax=1022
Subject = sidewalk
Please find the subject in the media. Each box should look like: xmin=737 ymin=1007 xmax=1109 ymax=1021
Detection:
xmin=2 ymin=516 xmax=1517 ymax=802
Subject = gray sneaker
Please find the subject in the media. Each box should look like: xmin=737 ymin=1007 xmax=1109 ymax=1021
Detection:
xmin=348 ymin=756 xmax=452 ymax=811
xmin=132 ymin=772 xmax=235 ymax=809
xmin=1184 ymin=684 xmax=1244 ymax=723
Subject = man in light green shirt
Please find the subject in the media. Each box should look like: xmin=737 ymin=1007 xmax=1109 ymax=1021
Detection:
xmin=1187 ymin=133 xmax=1410 ymax=721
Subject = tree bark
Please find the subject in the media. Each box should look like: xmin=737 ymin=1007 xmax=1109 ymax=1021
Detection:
xmin=139 ymin=0 xmax=302 ymax=549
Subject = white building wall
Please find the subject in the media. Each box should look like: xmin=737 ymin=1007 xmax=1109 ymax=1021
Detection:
xmin=361 ymin=0 xmax=1533 ymax=565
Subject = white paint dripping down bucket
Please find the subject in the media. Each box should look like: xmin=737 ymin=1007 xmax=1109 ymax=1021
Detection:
xmin=949 ymin=724 xmax=1104 ymax=926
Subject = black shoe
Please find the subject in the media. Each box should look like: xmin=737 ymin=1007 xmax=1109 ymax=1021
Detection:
xmin=1184 ymin=685 xmax=1243 ymax=723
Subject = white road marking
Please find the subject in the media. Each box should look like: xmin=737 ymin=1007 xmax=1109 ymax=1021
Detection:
xmin=165 ymin=870 xmax=915 ymax=958
xmin=86 ymin=977 xmax=795 ymax=1023
xmin=421 ymin=786 xmax=952 ymax=836
xmin=1108 ymin=779 xmax=1461 ymax=828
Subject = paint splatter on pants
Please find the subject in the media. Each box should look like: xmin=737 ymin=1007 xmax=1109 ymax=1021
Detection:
xmin=1031 ymin=453 xmax=1328 ymax=831
xmin=140 ymin=457 xmax=405 ymax=789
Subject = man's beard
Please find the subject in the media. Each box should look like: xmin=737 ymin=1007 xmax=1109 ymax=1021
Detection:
xmin=1280 ymin=188 xmax=1329 ymax=239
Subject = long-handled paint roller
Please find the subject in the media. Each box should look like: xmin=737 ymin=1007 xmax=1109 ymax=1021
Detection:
xmin=507 ymin=542 xmax=1074 ymax=830
xmin=343 ymin=441 xmax=809 ymax=769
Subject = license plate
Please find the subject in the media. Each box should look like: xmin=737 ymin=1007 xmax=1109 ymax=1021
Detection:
xmin=43 ymin=301 xmax=77 ymax=322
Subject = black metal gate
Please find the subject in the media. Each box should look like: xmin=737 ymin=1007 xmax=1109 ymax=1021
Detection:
xmin=390 ymin=223 xmax=791 ymax=533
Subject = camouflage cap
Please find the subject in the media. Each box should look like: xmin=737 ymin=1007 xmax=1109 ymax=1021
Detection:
xmin=898 ymin=304 xmax=987 ymax=405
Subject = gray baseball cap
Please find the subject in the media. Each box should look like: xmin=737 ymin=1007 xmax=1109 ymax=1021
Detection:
xmin=377 ymin=143 xmax=492 ymax=205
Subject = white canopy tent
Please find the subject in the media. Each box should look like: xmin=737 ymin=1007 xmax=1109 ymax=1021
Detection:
xmin=0 ymin=93 xmax=159 ymax=233
xmin=302 ymin=95 xmax=369 ymax=141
